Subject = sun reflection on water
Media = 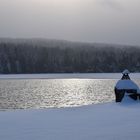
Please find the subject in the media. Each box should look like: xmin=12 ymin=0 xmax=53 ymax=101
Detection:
xmin=0 ymin=79 xmax=117 ymax=109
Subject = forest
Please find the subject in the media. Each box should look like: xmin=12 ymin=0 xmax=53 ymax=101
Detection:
xmin=0 ymin=38 xmax=140 ymax=74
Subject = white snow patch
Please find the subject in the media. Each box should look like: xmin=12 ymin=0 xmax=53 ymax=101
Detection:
xmin=115 ymin=80 xmax=139 ymax=91
xmin=0 ymin=102 xmax=140 ymax=140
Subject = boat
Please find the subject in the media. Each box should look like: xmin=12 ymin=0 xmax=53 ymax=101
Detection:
xmin=115 ymin=69 xmax=140 ymax=102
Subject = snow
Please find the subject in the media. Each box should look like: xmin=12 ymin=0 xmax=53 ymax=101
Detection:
xmin=115 ymin=80 xmax=139 ymax=91
xmin=0 ymin=100 xmax=140 ymax=140
xmin=122 ymin=69 xmax=130 ymax=74
xmin=0 ymin=73 xmax=140 ymax=139
xmin=0 ymin=73 xmax=140 ymax=79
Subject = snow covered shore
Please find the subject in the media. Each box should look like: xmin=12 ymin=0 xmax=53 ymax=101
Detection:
xmin=0 ymin=73 xmax=140 ymax=79
xmin=0 ymin=97 xmax=140 ymax=140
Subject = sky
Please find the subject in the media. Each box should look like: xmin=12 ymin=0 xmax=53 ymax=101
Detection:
xmin=0 ymin=0 xmax=140 ymax=45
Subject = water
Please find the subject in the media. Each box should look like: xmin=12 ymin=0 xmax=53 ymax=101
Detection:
xmin=0 ymin=79 xmax=139 ymax=109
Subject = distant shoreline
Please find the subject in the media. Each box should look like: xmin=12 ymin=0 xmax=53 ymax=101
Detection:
xmin=0 ymin=73 xmax=140 ymax=79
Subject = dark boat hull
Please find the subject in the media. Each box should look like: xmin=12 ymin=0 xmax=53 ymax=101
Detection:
xmin=115 ymin=88 xmax=137 ymax=102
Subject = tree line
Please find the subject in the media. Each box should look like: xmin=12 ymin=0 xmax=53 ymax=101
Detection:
xmin=0 ymin=39 xmax=140 ymax=74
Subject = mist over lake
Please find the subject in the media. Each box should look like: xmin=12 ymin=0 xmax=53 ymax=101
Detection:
xmin=0 ymin=1 xmax=140 ymax=140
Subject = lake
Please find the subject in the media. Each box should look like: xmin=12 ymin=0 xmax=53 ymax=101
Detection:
xmin=0 ymin=74 xmax=140 ymax=109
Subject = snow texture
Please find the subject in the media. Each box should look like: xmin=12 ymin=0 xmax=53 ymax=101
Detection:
xmin=115 ymin=80 xmax=139 ymax=91
xmin=0 ymin=100 xmax=140 ymax=140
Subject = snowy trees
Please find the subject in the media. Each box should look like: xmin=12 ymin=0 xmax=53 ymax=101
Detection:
xmin=0 ymin=39 xmax=140 ymax=74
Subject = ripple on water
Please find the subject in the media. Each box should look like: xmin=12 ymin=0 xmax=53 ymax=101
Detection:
xmin=1 ymin=79 xmax=137 ymax=109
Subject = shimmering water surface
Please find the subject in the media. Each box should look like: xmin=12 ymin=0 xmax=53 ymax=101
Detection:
xmin=0 ymin=79 xmax=140 ymax=109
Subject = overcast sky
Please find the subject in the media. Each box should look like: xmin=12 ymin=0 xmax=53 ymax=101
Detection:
xmin=0 ymin=0 xmax=140 ymax=45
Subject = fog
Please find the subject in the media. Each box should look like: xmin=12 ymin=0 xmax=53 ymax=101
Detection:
xmin=0 ymin=0 xmax=140 ymax=45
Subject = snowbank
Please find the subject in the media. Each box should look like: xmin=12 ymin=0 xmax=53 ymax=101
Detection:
xmin=0 ymin=99 xmax=140 ymax=140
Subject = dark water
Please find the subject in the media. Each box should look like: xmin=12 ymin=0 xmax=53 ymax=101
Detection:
xmin=0 ymin=79 xmax=139 ymax=109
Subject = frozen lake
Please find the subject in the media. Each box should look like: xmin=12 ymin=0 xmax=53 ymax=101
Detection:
xmin=0 ymin=73 xmax=140 ymax=109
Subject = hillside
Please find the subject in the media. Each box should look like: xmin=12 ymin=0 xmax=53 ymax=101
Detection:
xmin=0 ymin=38 xmax=140 ymax=74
